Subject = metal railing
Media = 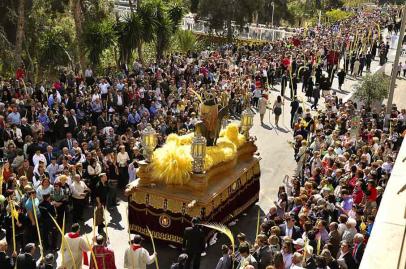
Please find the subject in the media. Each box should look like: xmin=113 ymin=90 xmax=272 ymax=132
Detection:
xmin=181 ymin=14 xmax=297 ymax=41
xmin=113 ymin=3 xmax=298 ymax=42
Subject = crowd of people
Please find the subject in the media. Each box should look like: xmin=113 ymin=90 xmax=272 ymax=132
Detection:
xmin=221 ymin=98 xmax=404 ymax=269
xmin=0 ymin=4 xmax=404 ymax=269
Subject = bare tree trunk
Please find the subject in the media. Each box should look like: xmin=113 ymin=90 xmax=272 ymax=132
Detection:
xmin=138 ymin=43 xmax=144 ymax=64
xmin=15 ymin=0 xmax=25 ymax=65
xmin=227 ymin=19 xmax=233 ymax=43
xmin=71 ymin=0 xmax=86 ymax=74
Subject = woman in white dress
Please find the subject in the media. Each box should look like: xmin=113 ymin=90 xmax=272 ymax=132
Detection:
xmin=258 ymin=94 xmax=268 ymax=125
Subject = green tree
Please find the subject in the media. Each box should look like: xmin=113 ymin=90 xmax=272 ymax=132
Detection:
xmin=155 ymin=0 xmax=185 ymax=61
xmin=116 ymin=12 xmax=144 ymax=65
xmin=38 ymin=18 xmax=75 ymax=70
xmin=325 ymin=9 xmax=353 ymax=23
xmin=82 ymin=18 xmax=116 ymax=66
xmin=354 ymin=72 xmax=390 ymax=109
xmin=175 ymin=30 xmax=198 ymax=53
xmin=198 ymin=0 xmax=262 ymax=42
xmin=155 ymin=0 xmax=174 ymax=61
xmin=257 ymin=0 xmax=294 ymax=26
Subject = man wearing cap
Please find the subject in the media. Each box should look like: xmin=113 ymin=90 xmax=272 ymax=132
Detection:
xmin=182 ymin=217 xmax=205 ymax=269
xmin=62 ymin=223 xmax=90 ymax=269
xmin=124 ymin=234 xmax=156 ymax=269
xmin=90 ymin=235 xmax=116 ymax=269
xmin=292 ymin=238 xmax=305 ymax=254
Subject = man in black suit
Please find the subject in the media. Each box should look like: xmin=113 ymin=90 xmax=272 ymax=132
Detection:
xmin=182 ymin=217 xmax=205 ymax=269
xmin=44 ymin=145 xmax=54 ymax=165
xmin=62 ymin=93 xmax=74 ymax=110
xmin=278 ymin=215 xmax=302 ymax=240
xmin=68 ymin=109 xmax=79 ymax=135
xmin=304 ymin=245 xmax=317 ymax=269
xmin=20 ymin=117 xmax=32 ymax=138
xmin=16 ymin=243 xmax=38 ymax=269
xmin=59 ymin=132 xmax=76 ymax=151
xmin=290 ymin=97 xmax=299 ymax=128
xmin=0 ymin=240 xmax=16 ymax=269
xmin=253 ymin=234 xmax=272 ymax=269
xmin=338 ymin=240 xmax=357 ymax=269
xmin=352 ymin=233 xmax=365 ymax=269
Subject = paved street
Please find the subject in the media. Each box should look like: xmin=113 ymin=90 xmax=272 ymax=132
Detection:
xmin=70 ymin=41 xmax=406 ymax=269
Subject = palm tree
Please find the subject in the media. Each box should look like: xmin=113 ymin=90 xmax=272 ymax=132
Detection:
xmin=155 ymin=0 xmax=184 ymax=61
xmin=176 ymin=30 xmax=198 ymax=53
xmin=155 ymin=1 xmax=173 ymax=61
xmin=83 ymin=18 xmax=116 ymax=66
xmin=136 ymin=2 xmax=158 ymax=63
xmin=116 ymin=12 xmax=144 ymax=65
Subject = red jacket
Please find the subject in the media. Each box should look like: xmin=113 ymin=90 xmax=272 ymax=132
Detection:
xmin=90 ymin=245 xmax=117 ymax=269
xmin=16 ymin=68 xmax=25 ymax=80
xmin=367 ymin=187 xmax=378 ymax=202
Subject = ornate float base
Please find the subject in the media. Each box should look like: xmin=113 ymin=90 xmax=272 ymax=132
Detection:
xmin=125 ymin=155 xmax=261 ymax=245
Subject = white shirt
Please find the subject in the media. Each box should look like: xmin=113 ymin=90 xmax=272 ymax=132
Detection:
xmin=99 ymin=82 xmax=110 ymax=94
xmin=124 ymin=245 xmax=156 ymax=269
xmin=62 ymin=235 xmax=90 ymax=269
xmin=117 ymin=152 xmax=130 ymax=167
xmin=36 ymin=185 xmax=54 ymax=202
xmin=117 ymin=95 xmax=123 ymax=106
xmin=70 ymin=180 xmax=89 ymax=200
xmin=32 ymin=154 xmax=47 ymax=167
xmin=85 ymin=68 xmax=93 ymax=78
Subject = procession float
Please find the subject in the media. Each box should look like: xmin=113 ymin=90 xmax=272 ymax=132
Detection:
xmin=125 ymin=92 xmax=261 ymax=245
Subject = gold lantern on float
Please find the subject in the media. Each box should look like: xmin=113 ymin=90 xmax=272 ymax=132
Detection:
xmin=191 ymin=131 xmax=207 ymax=174
xmin=141 ymin=124 xmax=158 ymax=163
xmin=241 ymin=108 xmax=254 ymax=139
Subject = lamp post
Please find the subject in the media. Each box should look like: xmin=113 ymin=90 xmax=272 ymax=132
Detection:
xmin=241 ymin=108 xmax=254 ymax=139
xmin=271 ymin=1 xmax=275 ymax=40
xmin=386 ymin=5 xmax=406 ymax=127
xmin=141 ymin=124 xmax=158 ymax=163
xmin=191 ymin=133 xmax=207 ymax=174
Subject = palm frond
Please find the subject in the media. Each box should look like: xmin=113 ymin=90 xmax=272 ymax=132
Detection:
xmin=200 ymin=223 xmax=235 ymax=253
